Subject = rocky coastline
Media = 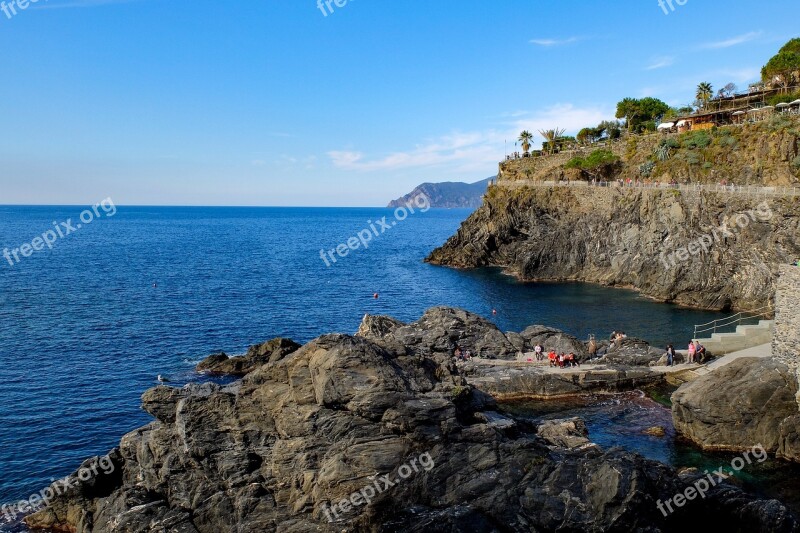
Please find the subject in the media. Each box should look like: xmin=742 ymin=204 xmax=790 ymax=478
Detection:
xmin=427 ymin=185 xmax=800 ymax=311
xmin=23 ymin=308 xmax=800 ymax=532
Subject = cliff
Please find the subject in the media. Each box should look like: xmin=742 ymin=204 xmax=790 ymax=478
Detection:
xmin=387 ymin=177 xmax=492 ymax=209
xmin=498 ymin=116 xmax=800 ymax=186
xmin=428 ymin=185 xmax=800 ymax=311
xmin=428 ymin=119 xmax=800 ymax=311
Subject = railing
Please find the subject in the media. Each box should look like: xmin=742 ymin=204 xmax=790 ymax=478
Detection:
xmin=498 ymin=179 xmax=800 ymax=197
xmin=693 ymin=304 xmax=774 ymax=339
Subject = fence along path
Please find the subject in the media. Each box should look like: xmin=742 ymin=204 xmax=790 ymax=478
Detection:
xmin=497 ymin=179 xmax=800 ymax=197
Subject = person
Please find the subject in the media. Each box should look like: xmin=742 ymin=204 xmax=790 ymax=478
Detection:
xmin=534 ymin=344 xmax=544 ymax=362
xmin=454 ymin=346 xmax=463 ymax=361
xmin=548 ymin=351 xmax=557 ymax=367
xmin=696 ymin=344 xmax=707 ymax=363
xmin=665 ymin=344 xmax=675 ymax=367
xmin=687 ymin=342 xmax=696 ymax=364
xmin=557 ymin=353 xmax=566 ymax=368
xmin=588 ymin=338 xmax=597 ymax=359
xmin=464 ymin=350 xmax=472 ymax=361
xmin=567 ymin=352 xmax=578 ymax=367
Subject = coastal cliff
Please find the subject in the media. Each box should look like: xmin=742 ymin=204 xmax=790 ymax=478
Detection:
xmin=427 ymin=185 xmax=799 ymax=310
xmin=428 ymin=119 xmax=800 ymax=310
xmin=24 ymin=308 xmax=798 ymax=532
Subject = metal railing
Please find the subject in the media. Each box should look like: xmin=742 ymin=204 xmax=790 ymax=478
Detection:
xmin=693 ymin=304 xmax=774 ymax=338
xmin=498 ymin=179 xmax=800 ymax=197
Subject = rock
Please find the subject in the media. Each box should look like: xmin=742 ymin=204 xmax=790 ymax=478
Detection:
xmin=195 ymin=337 xmax=301 ymax=376
xmin=26 ymin=309 xmax=799 ymax=532
xmin=464 ymin=361 xmax=665 ymax=400
xmin=778 ymin=414 xmax=800 ymax=462
xmin=644 ymin=426 xmax=666 ymax=437
xmin=672 ymin=357 xmax=800 ymax=452
xmin=537 ymin=417 xmax=592 ymax=449
xmin=357 ymin=307 xmax=518 ymax=359
xmin=598 ymin=337 xmax=665 ymax=366
xmin=519 ymin=325 xmax=588 ymax=360
xmin=426 ymin=184 xmax=800 ymax=311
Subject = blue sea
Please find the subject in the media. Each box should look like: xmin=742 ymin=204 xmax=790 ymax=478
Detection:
xmin=0 ymin=205 xmax=733 ymax=529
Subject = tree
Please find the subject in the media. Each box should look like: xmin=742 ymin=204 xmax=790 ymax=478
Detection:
xmin=539 ymin=128 xmax=566 ymax=154
xmin=696 ymin=82 xmax=713 ymax=109
xmin=762 ymin=51 xmax=800 ymax=92
xmin=615 ymin=97 xmax=670 ymax=133
xmin=565 ymin=149 xmax=621 ymax=180
xmin=577 ymin=127 xmax=602 ymax=144
xmin=615 ymin=97 xmax=640 ymax=132
xmin=518 ymin=131 xmax=534 ymax=155
xmin=597 ymin=120 xmax=623 ymax=140
xmin=779 ymin=38 xmax=800 ymax=56
xmin=722 ymin=83 xmax=738 ymax=97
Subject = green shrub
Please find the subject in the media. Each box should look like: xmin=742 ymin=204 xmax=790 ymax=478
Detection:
xmin=793 ymin=155 xmax=800 ymax=171
xmin=677 ymin=151 xmax=702 ymax=165
xmin=682 ymin=131 xmax=712 ymax=149
xmin=767 ymin=114 xmax=794 ymax=133
xmin=703 ymin=162 xmax=713 ymax=170
xmin=717 ymin=135 xmax=737 ymax=148
xmin=639 ymin=161 xmax=656 ymax=177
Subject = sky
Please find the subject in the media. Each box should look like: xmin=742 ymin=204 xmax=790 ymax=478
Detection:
xmin=0 ymin=0 xmax=798 ymax=206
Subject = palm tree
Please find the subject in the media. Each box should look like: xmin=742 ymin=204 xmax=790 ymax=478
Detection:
xmin=696 ymin=82 xmax=713 ymax=110
xmin=518 ymin=131 xmax=534 ymax=155
xmin=539 ymin=128 xmax=566 ymax=154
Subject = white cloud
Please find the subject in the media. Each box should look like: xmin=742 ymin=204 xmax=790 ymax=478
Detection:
xmin=530 ymin=37 xmax=581 ymax=47
xmin=645 ymin=57 xmax=675 ymax=70
xmin=701 ymin=31 xmax=762 ymax=49
xmin=327 ymin=104 xmax=613 ymax=173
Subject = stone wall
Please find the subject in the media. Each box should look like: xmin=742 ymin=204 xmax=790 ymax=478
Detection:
xmin=774 ymin=264 xmax=800 ymax=405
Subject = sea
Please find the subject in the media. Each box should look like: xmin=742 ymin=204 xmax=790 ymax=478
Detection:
xmin=0 ymin=205 xmax=784 ymax=530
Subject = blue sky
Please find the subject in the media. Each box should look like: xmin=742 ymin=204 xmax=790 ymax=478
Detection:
xmin=1 ymin=0 xmax=798 ymax=206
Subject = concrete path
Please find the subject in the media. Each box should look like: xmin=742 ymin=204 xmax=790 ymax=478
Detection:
xmin=472 ymin=343 xmax=773 ymax=381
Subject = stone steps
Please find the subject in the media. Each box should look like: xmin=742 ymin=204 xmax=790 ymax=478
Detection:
xmin=693 ymin=320 xmax=774 ymax=356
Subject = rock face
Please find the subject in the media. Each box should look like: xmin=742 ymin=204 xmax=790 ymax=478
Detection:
xmin=387 ymin=177 xmax=492 ymax=209
xmin=427 ymin=185 xmax=800 ymax=311
xmin=463 ymin=361 xmax=665 ymax=400
xmin=196 ymin=338 xmax=301 ymax=376
xmin=26 ymin=308 xmax=800 ymax=532
xmin=672 ymin=357 xmax=800 ymax=451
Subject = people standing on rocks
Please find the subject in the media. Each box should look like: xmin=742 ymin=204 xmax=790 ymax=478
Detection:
xmin=695 ymin=343 xmax=707 ymax=364
xmin=665 ymin=344 xmax=675 ymax=366
xmin=534 ymin=344 xmax=544 ymax=362
xmin=687 ymin=342 xmax=696 ymax=363
xmin=588 ymin=338 xmax=597 ymax=359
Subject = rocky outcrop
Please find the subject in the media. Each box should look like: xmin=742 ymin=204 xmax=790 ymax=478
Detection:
xmin=196 ymin=338 xmax=301 ymax=376
xmin=387 ymin=177 xmax=492 ymax=209
xmin=428 ymin=185 xmax=800 ymax=310
xmin=25 ymin=309 xmax=800 ymax=532
xmin=536 ymin=417 xmax=592 ymax=449
xmin=463 ymin=361 xmax=665 ymax=400
xmin=672 ymin=357 xmax=800 ymax=452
